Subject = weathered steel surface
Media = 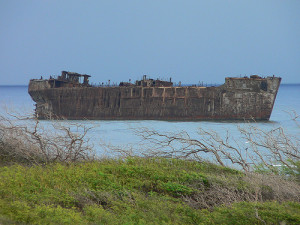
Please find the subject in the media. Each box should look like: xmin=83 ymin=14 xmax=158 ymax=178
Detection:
xmin=28 ymin=74 xmax=281 ymax=120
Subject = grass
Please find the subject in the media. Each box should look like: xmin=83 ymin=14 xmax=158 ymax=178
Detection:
xmin=0 ymin=157 xmax=299 ymax=224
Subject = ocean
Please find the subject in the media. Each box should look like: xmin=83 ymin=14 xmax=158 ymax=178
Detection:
xmin=0 ymin=84 xmax=299 ymax=158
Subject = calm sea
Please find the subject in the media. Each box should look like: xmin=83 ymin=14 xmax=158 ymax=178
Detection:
xmin=0 ymin=84 xmax=299 ymax=156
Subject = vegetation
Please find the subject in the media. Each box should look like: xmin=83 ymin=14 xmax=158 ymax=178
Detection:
xmin=0 ymin=158 xmax=299 ymax=224
xmin=118 ymin=119 xmax=300 ymax=174
xmin=0 ymin=112 xmax=299 ymax=224
xmin=0 ymin=113 xmax=95 ymax=165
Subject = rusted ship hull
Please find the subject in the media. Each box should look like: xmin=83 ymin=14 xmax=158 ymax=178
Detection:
xmin=28 ymin=75 xmax=281 ymax=120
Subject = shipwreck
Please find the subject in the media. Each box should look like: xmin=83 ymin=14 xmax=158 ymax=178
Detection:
xmin=28 ymin=71 xmax=281 ymax=120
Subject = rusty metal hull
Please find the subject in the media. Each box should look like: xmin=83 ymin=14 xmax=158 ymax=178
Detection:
xmin=28 ymin=77 xmax=281 ymax=120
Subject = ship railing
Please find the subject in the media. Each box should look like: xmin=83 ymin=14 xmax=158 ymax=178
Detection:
xmin=35 ymin=75 xmax=58 ymax=80
xmin=49 ymin=75 xmax=58 ymax=80
xmin=173 ymin=83 xmax=220 ymax=87
xmin=89 ymin=82 xmax=221 ymax=87
xmin=90 ymin=82 xmax=120 ymax=87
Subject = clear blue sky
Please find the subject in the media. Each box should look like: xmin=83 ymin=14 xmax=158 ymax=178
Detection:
xmin=1 ymin=0 xmax=299 ymax=85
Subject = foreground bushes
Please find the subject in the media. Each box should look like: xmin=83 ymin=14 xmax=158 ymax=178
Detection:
xmin=1 ymin=198 xmax=299 ymax=224
xmin=0 ymin=157 xmax=299 ymax=224
xmin=0 ymin=115 xmax=95 ymax=166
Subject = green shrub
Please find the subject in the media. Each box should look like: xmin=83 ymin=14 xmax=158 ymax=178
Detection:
xmin=0 ymin=158 xmax=299 ymax=224
xmin=204 ymin=201 xmax=300 ymax=224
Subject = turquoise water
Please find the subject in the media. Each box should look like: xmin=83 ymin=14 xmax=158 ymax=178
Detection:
xmin=0 ymin=84 xmax=299 ymax=157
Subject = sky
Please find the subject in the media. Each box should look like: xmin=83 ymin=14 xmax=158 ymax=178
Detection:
xmin=0 ymin=0 xmax=300 ymax=85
